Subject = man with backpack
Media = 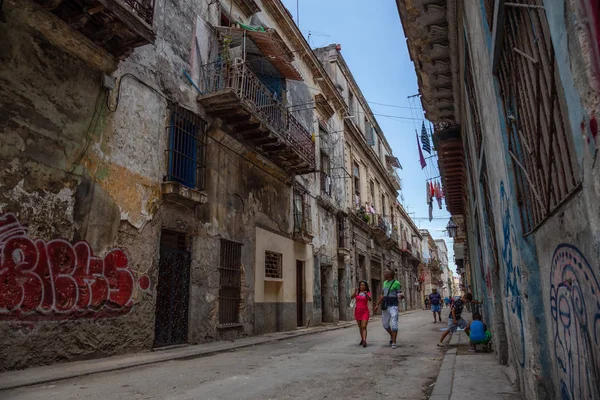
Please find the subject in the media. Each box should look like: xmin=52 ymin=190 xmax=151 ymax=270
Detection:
xmin=374 ymin=269 xmax=403 ymax=349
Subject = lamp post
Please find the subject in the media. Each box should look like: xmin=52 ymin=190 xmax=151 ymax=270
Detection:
xmin=446 ymin=219 xmax=458 ymax=238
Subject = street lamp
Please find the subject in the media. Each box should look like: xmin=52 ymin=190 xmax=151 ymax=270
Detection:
xmin=446 ymin=218 xmax=458 ymax=238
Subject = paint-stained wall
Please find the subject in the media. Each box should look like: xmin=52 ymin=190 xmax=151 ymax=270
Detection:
xmin=0 ymin=0 xmax=339 ymax=371
xmin=457 ymin=1 xmax=600 ymax=399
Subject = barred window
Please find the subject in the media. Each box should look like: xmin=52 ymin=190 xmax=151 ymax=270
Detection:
xmin=496 ymin=2 xmax=580 ymax=233
xmin=166 ymin=105 xmax=207 ymax=190
xmin=219 ymin=240 xmax=242 ymax=326
xmin=265 ymin=251 xmax=283 ymax=279
xmin=293 ymin=186 xmax=312 ymax=235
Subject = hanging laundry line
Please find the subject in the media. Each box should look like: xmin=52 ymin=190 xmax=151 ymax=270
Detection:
xmin=426 ymin=175 xmax=441 ymax=181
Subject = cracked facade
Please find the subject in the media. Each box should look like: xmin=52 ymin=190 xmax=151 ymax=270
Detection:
xmin=397 ymin=0 xmax=600 ymax=399
xmin=0 ymin=0 xmax=423 ymax=371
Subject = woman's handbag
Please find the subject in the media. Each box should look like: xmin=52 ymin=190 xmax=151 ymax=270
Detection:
xmin=350 ymin=298 xmax=356 ymax=309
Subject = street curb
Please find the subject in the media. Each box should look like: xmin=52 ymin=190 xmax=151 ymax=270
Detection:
xmin=429 ymin=347 xmax=457 ymax=400
xmin=0 ymin=321 xmax=355 ymax=391
xmin=0 ymin=310 xmax=415 ymax=391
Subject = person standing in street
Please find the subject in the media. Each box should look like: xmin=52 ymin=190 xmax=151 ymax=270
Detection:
xmin=374 ymin=270 xmax=402 ymax=349
xmin=351 ymin=281 xmax=371 ymax=348
xmin=429 ymin=288 xmax=442 ymax=323
xmin=437 ymin=293 xmax=483 ymax=346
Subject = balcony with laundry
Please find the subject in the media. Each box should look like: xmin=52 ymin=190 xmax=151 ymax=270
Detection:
xmin=15 ymin=0 xmax=156 ymax=72
xmin=197 ymin=23 xmax=315 ymax=175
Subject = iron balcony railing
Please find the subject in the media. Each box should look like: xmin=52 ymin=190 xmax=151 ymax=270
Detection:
xmin=200 ymin=61 xmax=315 ymax=169
xmin=123 ymin=0 xmax=156 ymax=25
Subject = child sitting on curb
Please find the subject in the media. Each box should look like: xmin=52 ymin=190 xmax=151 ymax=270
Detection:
xmin=437 ymin=293 xmax=483 ymax=347
xmin=466 ymin=313 xmax=492 ymax=352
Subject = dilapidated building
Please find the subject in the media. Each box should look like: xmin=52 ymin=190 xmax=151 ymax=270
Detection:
xmin=315 ymin=44 xmax=423 ymax=314
xmin=397 ymin=0 xmax=600 ymax=398
xmin=0 ymin=0 xmax=417 ymax=371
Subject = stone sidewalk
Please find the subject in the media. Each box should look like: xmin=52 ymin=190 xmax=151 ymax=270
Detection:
xmin=429 ymin=329 xmax=521 ymax=400
xmin=0 ymin=319 xmax=358 ymax=391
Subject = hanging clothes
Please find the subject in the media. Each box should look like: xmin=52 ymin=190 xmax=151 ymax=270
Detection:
xmin=421 ymin=121 xmax=431 ymax=154
xmin=417 ymin=132 xmax=427 ymax=169
xmin=435 ymin=181 xmax=443 ymax=209
xmin=429 ymin=202 xmax=433 ymax=222
xmin=426 ymin=181 xmax=432 ymax=205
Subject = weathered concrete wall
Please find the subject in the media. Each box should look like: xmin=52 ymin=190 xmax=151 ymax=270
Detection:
xmin=0 ymin=0 xmax=328 ymax=371
xmin=460 ymin=1 xmax=600 ymax=399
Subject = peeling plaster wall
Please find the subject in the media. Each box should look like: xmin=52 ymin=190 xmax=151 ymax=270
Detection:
xmin=458 ymin=1 xmax=600 ymax=399
xmin=0 ymin=0 xmax=327 ymax=371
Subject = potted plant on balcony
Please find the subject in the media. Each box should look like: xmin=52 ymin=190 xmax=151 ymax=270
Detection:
xmin=364 ymin=213 xmax=371 ymax=224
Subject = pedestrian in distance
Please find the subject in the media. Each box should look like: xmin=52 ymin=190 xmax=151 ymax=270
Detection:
xmin=374 ymin=269 xmax=403 ymax=349
xmin=424 ymin=296 xmax=430 ymax=310
xmin=466 ymin=313 xmax=492 ymax=352
xmin=444 ymin=296 xmax=450 ymax=309
xmin=429 ymin=288 xmax=442 ymax=323
xmin=351 ymin=280 xmax=371 ymax=348
xmin=436 ymin=293 xmax=483 ymax=347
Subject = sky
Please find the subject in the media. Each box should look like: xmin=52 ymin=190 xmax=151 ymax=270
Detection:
xmin=281 ymin=0 xmax=457 ymax=274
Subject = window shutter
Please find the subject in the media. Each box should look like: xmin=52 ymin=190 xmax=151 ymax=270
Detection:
xmin=366 ymin=123 xmax=375 ymax=146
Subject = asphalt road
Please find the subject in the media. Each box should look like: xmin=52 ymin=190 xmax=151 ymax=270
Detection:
xmin=2 ymin=309 xmax=449 ymax=400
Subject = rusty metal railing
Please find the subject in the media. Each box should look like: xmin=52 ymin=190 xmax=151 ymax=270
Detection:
xmin=122 ymin=0 xmax=155 ymax=25
xmin=200 ymin=61 xmax=315 ymax=170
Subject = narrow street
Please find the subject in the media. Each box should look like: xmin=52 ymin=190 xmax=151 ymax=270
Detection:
xmin=2 ymin=310 xmax=445 ymax=400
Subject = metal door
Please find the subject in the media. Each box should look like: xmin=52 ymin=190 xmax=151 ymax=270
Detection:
xmin=296 ymin=261 xmax=304 ymax=327
xmin=154 ymin=231 xmax=191 ymax=347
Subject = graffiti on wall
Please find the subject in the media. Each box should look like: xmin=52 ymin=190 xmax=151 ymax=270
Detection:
xmin=500 ymin=182 xmax=526 ymax=368
xmin=550 ymin=244 xmax=600 ymax=400
xmin=0 ymin=213 xmax=151 ymax=320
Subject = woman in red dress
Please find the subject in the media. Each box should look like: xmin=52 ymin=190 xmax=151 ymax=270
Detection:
xmin=352 ymin=280 xmax=371 ymax=347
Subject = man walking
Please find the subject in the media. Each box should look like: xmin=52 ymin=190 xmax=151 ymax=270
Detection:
xmin=429 ymin=288 xmax=442 ymax=323
xmin=374 ymin=270 xmax=402 ymax=349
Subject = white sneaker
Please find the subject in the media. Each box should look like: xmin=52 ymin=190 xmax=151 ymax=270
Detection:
xmin=392 ymin=343 xmax=397 ymax=349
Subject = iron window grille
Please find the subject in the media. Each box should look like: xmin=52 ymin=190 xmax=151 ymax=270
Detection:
xmin=219 ymin=239 xmax=243 ymax=326
xmin=293 ymin=186 xmax=312 ymax=235
xmin=465 ymin=43 xmax=483 ymax=155
xmin=265 ymin=250 xmax=283 ymax=279
xmin=480 ymin=160 xmax=500 ymax=272
xmin=320 ymin=152 xmax=331 ymax=196
xmin=497 ymin=2 xmax=580 ymax=234
xmin=353 ymin=163 xmax=361 ymax=204
xmin=165 ymin=105 xmax=207 ymax=191
xmin=338 ymin=214 xmax=350 ymax=248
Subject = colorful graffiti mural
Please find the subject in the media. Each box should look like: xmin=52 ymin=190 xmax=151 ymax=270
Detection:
xmin=550 ymin=244 xmax=600 ymax=400
xmin=0 ymin=213 xmax=150 ymax=320
xmin=500 ymin=182 xmax=525 ymax=368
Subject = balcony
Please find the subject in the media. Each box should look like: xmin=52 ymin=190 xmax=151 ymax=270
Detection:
xmin=389 ymin=169 xmax=402 ymax=191
xmin=20 ymin=0 xmax=155 ymax=72
xmin=198 ymin=61 xmax=315 ymax=174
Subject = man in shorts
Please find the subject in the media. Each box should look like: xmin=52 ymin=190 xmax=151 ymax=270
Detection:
xmin=437 ymin=293 xmax=482 ymax=346
xmin=374 ymin=269 xmax=402 ymax=349
xmin=429 ymin=288 xmax=442 ymax=323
